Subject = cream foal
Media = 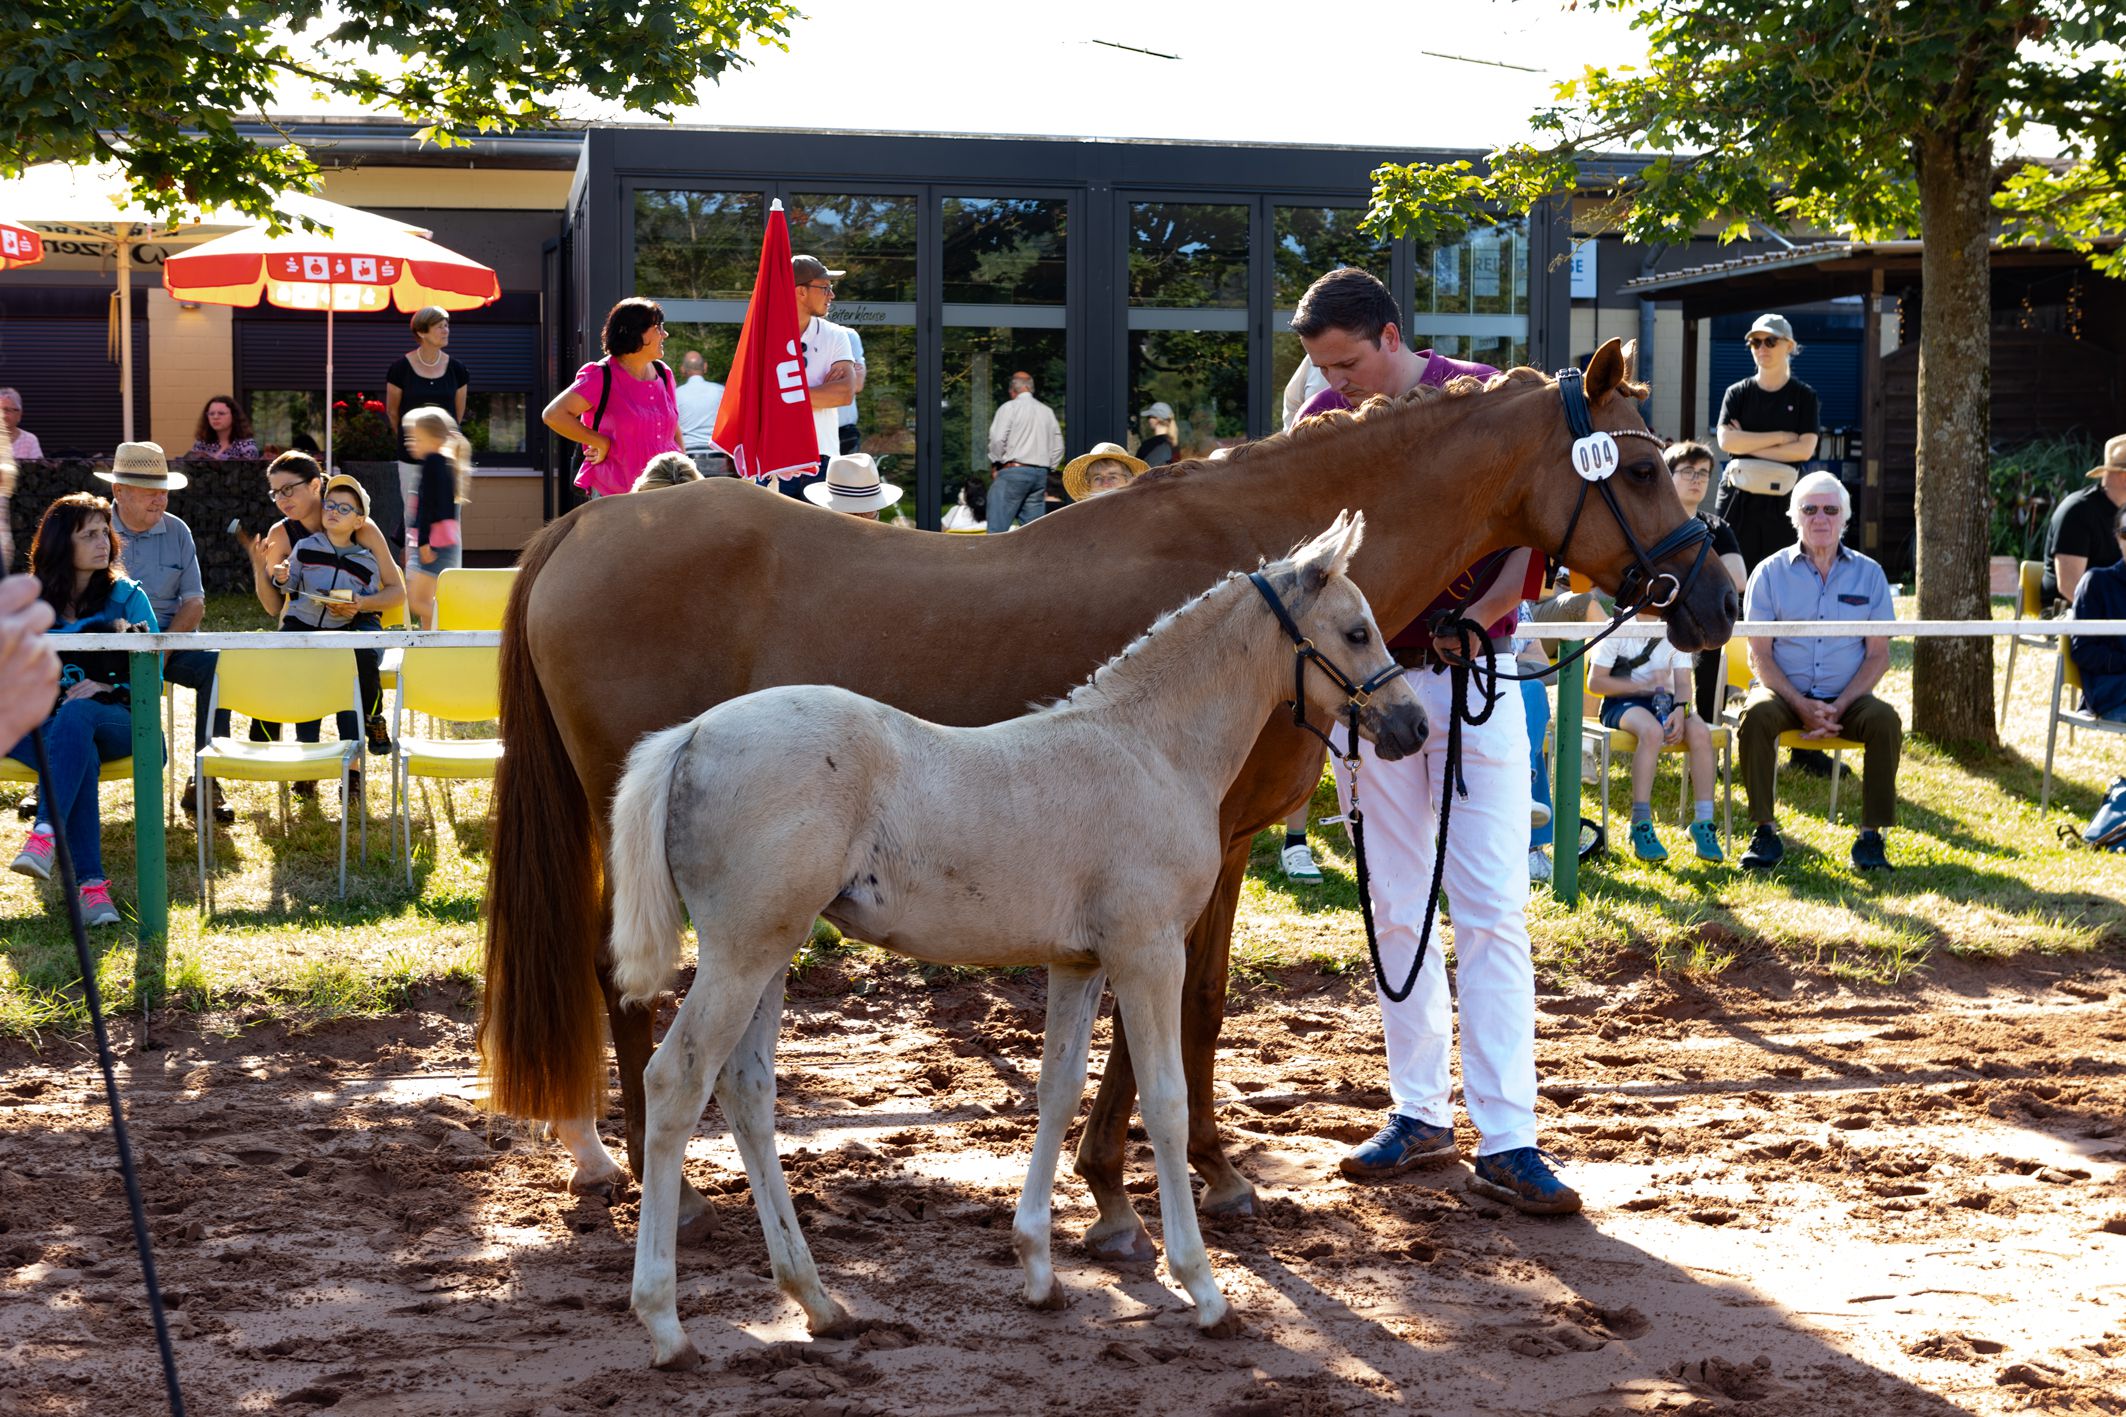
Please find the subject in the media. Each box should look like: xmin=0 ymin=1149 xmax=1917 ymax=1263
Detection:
xmin=606 ymin=510 xmax=1425 ymax=1369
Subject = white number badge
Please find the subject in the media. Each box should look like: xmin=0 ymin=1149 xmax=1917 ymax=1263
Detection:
xmin=1572 ymin=431 xmax=1620 ymax=481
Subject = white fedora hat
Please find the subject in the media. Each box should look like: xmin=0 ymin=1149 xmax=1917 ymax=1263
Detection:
xmin=804 ymin=453 xmax=901 ymax=514
xmin=95 ymin=440 xmax=189 ymax=491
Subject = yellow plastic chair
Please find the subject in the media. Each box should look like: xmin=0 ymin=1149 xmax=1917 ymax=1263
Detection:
xmin=434 ymin=568 xmax=517 ymax=631
xmin=195 ymin=647 xmax=366 ymax=909
xmin=376 ymin=595 xmax=410 ymax=695
xmin=1998 ymin=560 xmax=2054 ymax=729
xmin=1726 ymin=639 xmax=1865 ymax=823
xmin=1582 ymin=658 xmax=1732 ymax=853
xmin=2041 ymin=638 xmax=2126 ymax=813
xmin=390 ymin=646 xmax=503 ymax=886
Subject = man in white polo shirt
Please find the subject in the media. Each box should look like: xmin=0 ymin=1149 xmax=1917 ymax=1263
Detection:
xmin=789 ymin=254 xmax=858 ymax=502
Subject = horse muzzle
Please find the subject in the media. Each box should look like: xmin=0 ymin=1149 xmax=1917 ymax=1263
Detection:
xmin=1663 ymin=566 xmax=1742 ymax=653
xmin=1364 ymin=700 xmax=1429 ymax=762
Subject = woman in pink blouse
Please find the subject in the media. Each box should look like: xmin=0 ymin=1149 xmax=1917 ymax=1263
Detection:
xmin=540 ymin=299 xmax=682 ymax=498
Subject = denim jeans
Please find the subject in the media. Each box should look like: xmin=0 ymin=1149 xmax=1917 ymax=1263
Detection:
xmin=988 ymin=465 xmax=1048 ymax=532
xmin=162 ymin=648 xmax=232 ymax=751
xmin=1519 ymin=678 xmax=1553 ymax=849
xmin=8 ymin=696 xmax=131 ymax=882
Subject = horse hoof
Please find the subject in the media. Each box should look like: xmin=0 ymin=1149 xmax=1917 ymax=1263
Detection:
xmin=1082 ymin=1225 xmax=1157 ymax=1265
xmin=808 ymin=1304 xmax=860 ymax=1339
xmin=1198 ymin=1307 xmax=1244 ymax=1340
xmin=569 ymin=1166 xmax=627 ymax=1201
xmin=652 ymin=1339 xmax=702 ymax=1371
xmin=1199 ymin=1185 xmax=1258 ymax=1220
xmin=1024 ymin=1284 xmax=1069 ymax=1312
xmin=675 ymin=1209 xmax=716 ymax=1247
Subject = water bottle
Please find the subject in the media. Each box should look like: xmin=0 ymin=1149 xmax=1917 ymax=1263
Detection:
xmin=1651 ymin=685 xmax=1674 ymax=722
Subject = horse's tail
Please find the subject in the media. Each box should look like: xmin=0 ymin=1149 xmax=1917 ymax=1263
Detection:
xmin=476 ymin=515 xmax=607 ymax=1123
xmin=607 ymin=719 xmax=697 ymax=1008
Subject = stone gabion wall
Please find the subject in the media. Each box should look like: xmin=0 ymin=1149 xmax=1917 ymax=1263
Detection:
xmin=6 ymin=458 xmax=406 ymax=590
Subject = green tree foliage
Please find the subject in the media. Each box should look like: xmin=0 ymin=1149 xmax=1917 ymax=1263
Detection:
xmin=1366 ymin=0 xmax=2126 ymax=746
xmin=3 ymin=0 xmax=798 ymax=224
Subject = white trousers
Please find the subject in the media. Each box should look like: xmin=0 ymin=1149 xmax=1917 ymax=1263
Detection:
xmin=1332 ymin=658 xmax=1538 ymax=1155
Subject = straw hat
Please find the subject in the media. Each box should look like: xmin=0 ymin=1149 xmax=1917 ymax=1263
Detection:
xmin=2086 ymin=433 xmax=2126 ymax=479
xmin=1062 ymin=442 xmax=1149 ymax=501
xmin=95 ymin=441 xmax=189 ymax=491
xmin=804 ymin=453 xmax=901 ymax=513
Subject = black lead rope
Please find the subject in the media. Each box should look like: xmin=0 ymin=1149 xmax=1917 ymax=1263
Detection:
xmin=30 ymin=728 xmax=187 ymax=1416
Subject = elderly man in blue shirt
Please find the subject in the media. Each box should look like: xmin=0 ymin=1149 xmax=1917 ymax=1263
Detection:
xmin=1737 ymin=469 xmax=1902 ymax=871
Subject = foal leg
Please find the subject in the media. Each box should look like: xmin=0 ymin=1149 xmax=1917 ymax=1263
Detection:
xmin=632 ymin=954 xmax=788 ymax=1371
xmin=1111 ymin=945 xmax=1234 ymax=1335
xmin=1014 ymin=964 xmax=1106 ymax=1310
xmin=597 ymin=933 xmax=712 ymax=1235
xmin=715 ymin=968 xmax=851 ymax=1336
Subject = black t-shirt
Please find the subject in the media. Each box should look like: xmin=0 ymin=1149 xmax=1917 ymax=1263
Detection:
xmin=1137 ymin=433 xmax=1175 ymax=467
xmin=2042 ymin=482 xmax=2124 ymax=603
xmin=1716 ymin=377 xmax=1818 ymax=440
xmin=385 ymin=354 xmax=471 ymax=460
xmin=1698 ymin=508 xmax=1743 ymax=561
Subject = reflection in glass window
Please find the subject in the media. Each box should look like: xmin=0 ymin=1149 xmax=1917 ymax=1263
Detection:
xmin=1129 ymin=203 xmax=1249 ymax=309
xmin=465 ymin=392 xmax=527 ymax=456
xmin=1272 ymin=206 xmax=1388 ymax=308
xmin=1129 ymin=330 xmax=1247 ymax=460
xmin=1409 ymin=217 xmax=1530 ymax=371
xmin=789 ymin=194 xmax=918 ymax=303
xmin=633 ymin=190 xmax=765 ymax=300
xmin=943 ymin=328 xmax=1066 ymax=520
xmin=248 ymin=391 xmax=319 ymax=452
xmin=943 ymin=198 xmax=1067 ymax=306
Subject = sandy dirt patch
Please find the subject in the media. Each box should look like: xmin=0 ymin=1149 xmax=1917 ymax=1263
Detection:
xmin=2 ymin=958 xmax=2123 ymax=1415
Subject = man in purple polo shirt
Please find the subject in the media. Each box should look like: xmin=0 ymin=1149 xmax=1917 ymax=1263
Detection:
xmin=1292 ymin=266 xmax=1578 ymax=1214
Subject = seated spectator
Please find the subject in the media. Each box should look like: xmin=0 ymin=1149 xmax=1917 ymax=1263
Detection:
xmin=185 ymin=395 xmax=261 ymax=461
xmin=97 ymin=441 xmax=232 ymax=822
xmin=803 ymin=454 xmax=900 ymax=521
xmin=399 ymin=406 xmax=473 ymax=631
xmin=1589 ymin=607 xmax=1721 ymax=864
xmin=1665 ymin=440 xmax=1750 ymax=719
xmin=1062 ymin=442 xmax=1149 ymax=502
xmin=2067 ymin=502 xmax=2126 ymax=721
xmin=2043 ymin=434 xmax=2126 ymax=606
xmin=272 ymin=473 xmax=403 ymax=788
xmin=6 ymin=492 xmax=159 ymax=927
xmin=0 ymin=442 xmax=14 ymax=567
xmin=1 ymin=388 xmax=40 ymax=462
xmin=1736 ymin=470 xmax=1901 ymax=872
xmin=633 ymin=451 xmax=705 ymax=493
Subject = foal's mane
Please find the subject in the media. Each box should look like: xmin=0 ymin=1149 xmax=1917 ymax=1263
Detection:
xmin=1040 ymin=561 xmax=1300 ymax=715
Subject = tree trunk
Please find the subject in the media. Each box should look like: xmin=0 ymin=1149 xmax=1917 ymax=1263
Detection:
xmin=1911 ymin=128 xmax=1999 ymax=747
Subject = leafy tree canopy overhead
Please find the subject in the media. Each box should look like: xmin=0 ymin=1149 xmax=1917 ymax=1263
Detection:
xmin=3 ymin=0 xmax=800 ymax=227
xmin=1365 ymin=0 xmax=2126 ymax=274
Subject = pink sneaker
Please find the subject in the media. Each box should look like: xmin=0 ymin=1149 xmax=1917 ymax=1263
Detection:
xmin=77 ymin=879 xmax=121 ymax=928
xmin=10 ymin=828 xmax=53 ymax=882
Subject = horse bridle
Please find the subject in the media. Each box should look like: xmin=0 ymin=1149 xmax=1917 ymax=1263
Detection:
xmin=1548 ymin=365 xmax=1713 ymax=612
xmin=1247 ymin=569 xmax=1406 ymax=770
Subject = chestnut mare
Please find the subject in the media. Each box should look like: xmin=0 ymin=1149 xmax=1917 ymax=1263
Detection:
xmin=478 ymin=339 xmax=1739 ymax=1261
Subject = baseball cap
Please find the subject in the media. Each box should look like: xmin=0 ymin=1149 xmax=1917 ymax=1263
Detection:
xmin=1139 ymin=401 xmax=1174 ymax=421
xmin=793 ymin=254 xmax=846 ymax=283
xmin=1747 ymin=313 xmax=1795 ymax=342
xmin=322 ymin=472 xmax=371 ymax=517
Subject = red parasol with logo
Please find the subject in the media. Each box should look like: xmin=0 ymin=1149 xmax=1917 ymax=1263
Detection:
xmin=709 ymin=200 xmax=820 ymax=485
xmin=163 ymin=209 xmax=499 ymax=466
xmin=0 ymin=221 xmax=44 ymax=270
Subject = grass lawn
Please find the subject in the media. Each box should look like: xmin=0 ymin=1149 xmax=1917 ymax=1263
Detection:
xmin=3 ymin=593 xmax=2123 ymax=1037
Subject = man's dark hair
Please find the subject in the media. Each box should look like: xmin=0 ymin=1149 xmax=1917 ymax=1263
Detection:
xmin=602 ymin=297 xmax=667 ymax=357
xmin=1663 ymin=439 xmax=1716 ymax=472
xmin=1291 ymin=267 xmax=1400 ymax=346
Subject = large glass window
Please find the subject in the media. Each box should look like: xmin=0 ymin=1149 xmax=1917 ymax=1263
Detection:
xmin=633 ymin=190 xmax=765 ymax=300
xmin=788 ymin=193 xmax=918 ymax=303
xmin=1129 ymin=331 xmax=1247 ymax=460
xmin=943 ymin=195 xmax=1069 ymax=522
xmin=1129 ymin=202 xmax=1248 ymax=309
xmin=1410 ymin=219 xmax=1530 ymax=370
xmin=944 ymin=198 xmax=1066 ymax=305
xmin=1128 ymin=202 xmax=1249 ymax=458
xmin=1270 ymin=205 xmax=1391 ymax=429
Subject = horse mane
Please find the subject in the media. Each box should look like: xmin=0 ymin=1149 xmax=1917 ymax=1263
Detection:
xmin=1038 ymin=562 xmax=1295 ymax=715
xmin=1131 ymin=362 xmax=1645 ymax=487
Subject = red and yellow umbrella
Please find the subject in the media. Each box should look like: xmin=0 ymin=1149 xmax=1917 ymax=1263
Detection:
xmin=0 ymin=220 xmax=44 ymax=270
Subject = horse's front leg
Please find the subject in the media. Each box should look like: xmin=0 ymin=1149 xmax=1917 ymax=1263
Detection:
xmin=596 ymin=940 xmax=712 ymax=1237
xmin=1183 ymin=841 xmax=1256 ymax=1218
xmin=1014 ymin=963 xmax=1105 ymax=1308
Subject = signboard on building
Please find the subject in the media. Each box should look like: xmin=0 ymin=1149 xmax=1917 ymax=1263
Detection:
xmin=1570 ymin=243 xmax=1599 ymax=300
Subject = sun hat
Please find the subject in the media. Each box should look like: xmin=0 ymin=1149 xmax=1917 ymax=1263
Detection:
xmin=94 ymin=441 xmax=189 ymax=491
xmin=2086 ymin=433 xmax=2126 ymax=479
xmin=322 ymin=472 xmax=371 ymax=518
xmin=793 ymin=254 xmax=846 ymax=283
xmin=804 ymin=453 xmax=901 ymax=514
xmin=1746 ymin=313 xmax=1795 ymax=343
xmin=1062 ymin=442 xmax=1150 ymax=501
xmin=1139 ymin=401 xmax=1175 ymax=421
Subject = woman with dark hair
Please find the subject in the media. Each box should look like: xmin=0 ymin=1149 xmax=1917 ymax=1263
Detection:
xmin=6 ymin=492 xmax=159 ymax=926
xmin=386 ymin=306 xmax=472 ymax=551
xmin=186 ymin=395 xmax=260 ymax=460
xmin=541 ymin=297 xmax=681 ymax=499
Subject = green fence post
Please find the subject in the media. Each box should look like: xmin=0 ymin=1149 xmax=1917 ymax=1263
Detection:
xmin=129 ymin=650 xmax=168 ymax=1009
xmin=1552 ymin=640 xmax=1584 ymax=906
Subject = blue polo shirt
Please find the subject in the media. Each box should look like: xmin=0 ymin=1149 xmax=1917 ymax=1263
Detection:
xmin=112 ymin=512 xmax=204 ymax=628
xmin=1743 ymin=542 xmax=1894 ymax=698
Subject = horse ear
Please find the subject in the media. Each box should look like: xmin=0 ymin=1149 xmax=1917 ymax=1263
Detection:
xmin=1585 ymin=338 xmax=1630 ymax=405
xmin=1295 ymin=510 xmax=1350 ymax=593
xmin=1329 ymin=509 xmax=1366 ymax=578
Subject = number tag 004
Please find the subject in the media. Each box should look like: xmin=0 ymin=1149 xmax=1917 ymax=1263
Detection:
xmin=1572 ymin=432 xmax=1620 ymax=481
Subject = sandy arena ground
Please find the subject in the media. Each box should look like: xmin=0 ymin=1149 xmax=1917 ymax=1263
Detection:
xmin=2 ymin=955 xmax=2123 ymax=1416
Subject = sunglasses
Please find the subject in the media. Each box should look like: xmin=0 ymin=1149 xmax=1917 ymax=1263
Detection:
xmin=321 ymin=498 xmax=361 ymax=516
xmin=1799 ymin=504 xmax=1841 ymax=518
xmin=1747 ymin=335 xmax=1783 ymax=349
